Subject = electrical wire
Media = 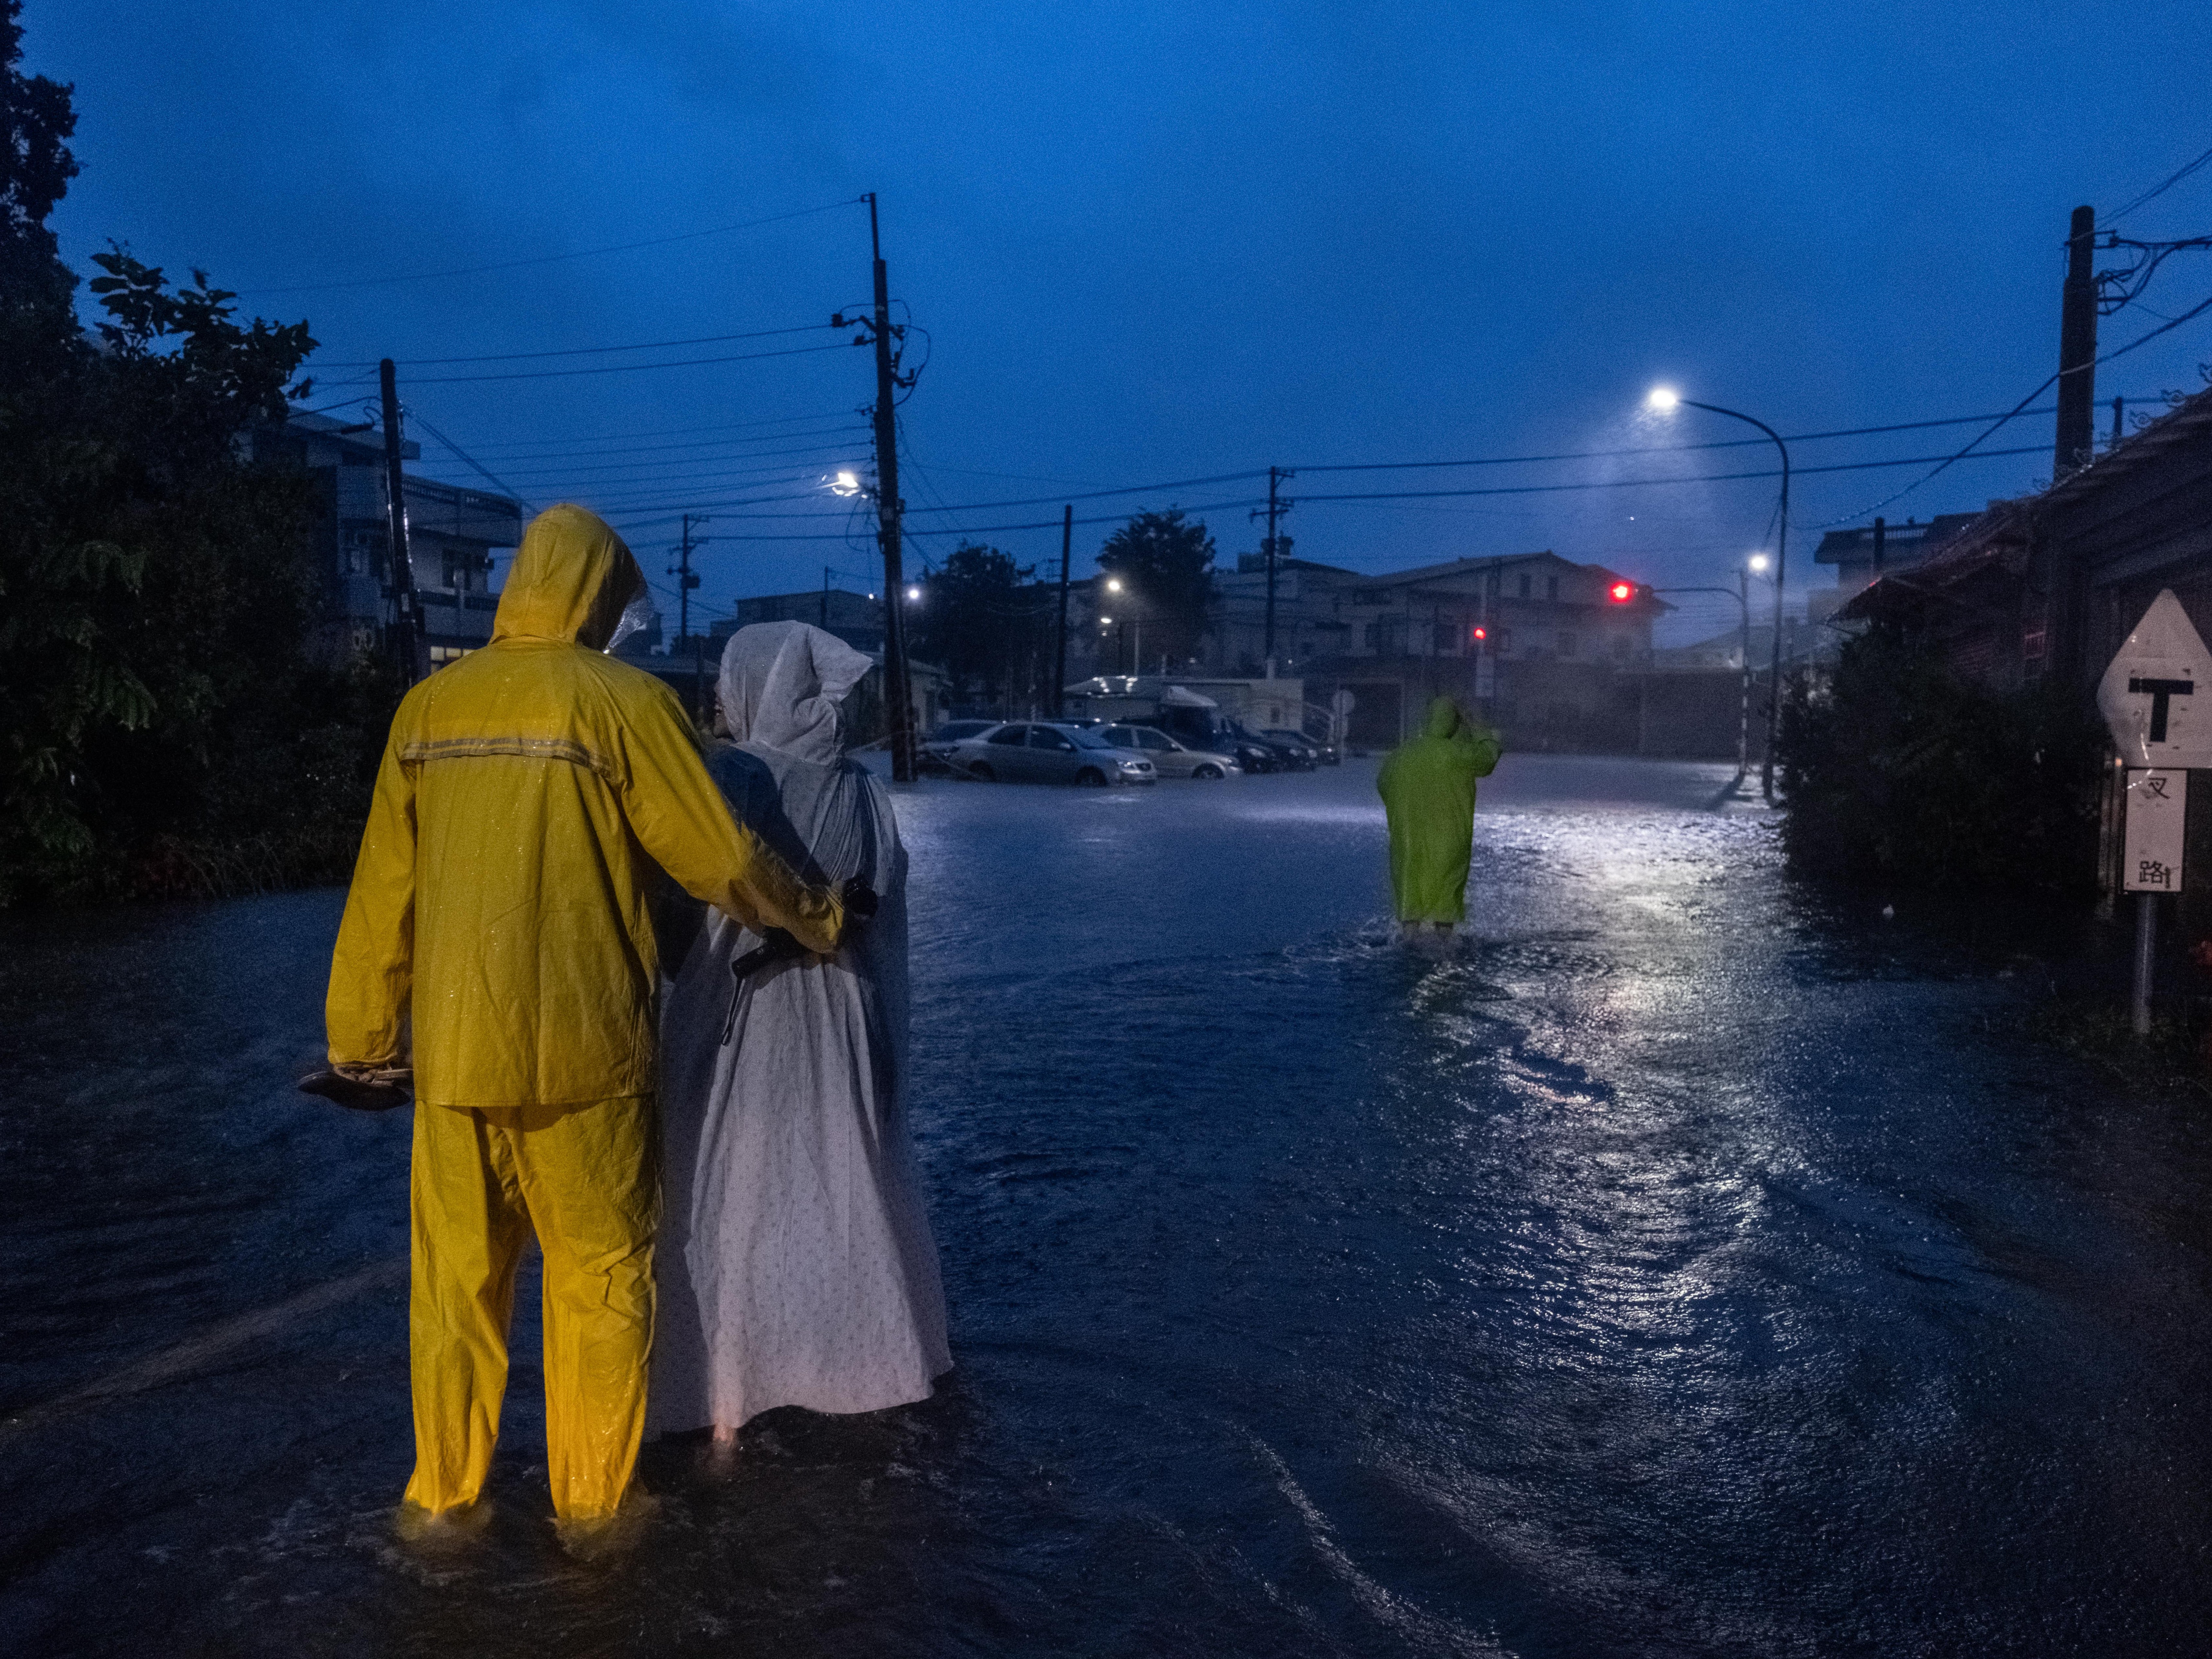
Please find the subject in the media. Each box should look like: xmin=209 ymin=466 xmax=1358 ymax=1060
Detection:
xmin=409 ymin=412 xmax=537 ymax=509
xmin=238 ymin=197 xmax=867 ymax=295
xmin=1813 ymin=289 xmax=2212 ymax=526
xmin=2105 ymin=142 xmax=2212 ymax=228
xmin=397 ymin=340 xmax=858 ymax=385
xmin=316 ymin=322 xmax=839 ymax=369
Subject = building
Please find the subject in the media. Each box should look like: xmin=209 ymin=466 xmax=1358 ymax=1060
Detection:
xmin=252 ymin=410 xmax=523 ymax=666
xmin=1204 ymin=550 xmax=1667 ymax=750
xmin=1813 ymin=512 xmax=1982 ymax=600
xmin=1842 ymin=381 xmax=2212 ymax=692
xmin=715 ymin=587 xmax=887 ymax=655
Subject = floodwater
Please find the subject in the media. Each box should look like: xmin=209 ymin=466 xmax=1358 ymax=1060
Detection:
xmin=3 ymin=755 xmax=2209 ymax=1656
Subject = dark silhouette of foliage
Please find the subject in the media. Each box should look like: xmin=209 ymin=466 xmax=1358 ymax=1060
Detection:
xmin=910 ymin=541 xmax=1057 ymax=713
xmin=0 ymin=8 xmax=393 ymax=905
xmin=1777 ymin=624 xmax=2104 ymax=892
xmin=1096 ymin=508 xmax=1216 ymax=669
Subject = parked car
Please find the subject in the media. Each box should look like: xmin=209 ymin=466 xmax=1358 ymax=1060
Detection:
xmin=1259 ymin=728 xmax=1324 ymax=770
xmin=1141 ymin=705 xmax=1281 ymax=774
xmin=1099 ymin=724 xmax=1241 ymax=779
xmin=920 ymin=718 xmax=999 ymax=773
xmin=945 ymin=722 xmax=1157 ymax=786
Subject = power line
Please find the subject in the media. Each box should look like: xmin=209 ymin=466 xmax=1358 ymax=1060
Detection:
xmin=436 ymin=423 xmax=867 ymax=464
xmin=2105 ymin=141 xmax=2212 ymax=227
xmin=1814 ymin=289 xmax=2212 ymax=525
xmin=409 ymin=411 xmax=538 ymax=509
xmin=238 ymin=197 xmax=866 ymax=295
xmin=317 ymin=322 xmax=837 ymax=369
xmin=397 ymin=340 xmax=857 ymax=385
xmin=450 ymin=409 xmax=868 ymax=453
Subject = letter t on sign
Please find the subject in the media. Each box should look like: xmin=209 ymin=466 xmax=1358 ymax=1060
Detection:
xmin=2128 ymin=676 xmax=2195 ymax=742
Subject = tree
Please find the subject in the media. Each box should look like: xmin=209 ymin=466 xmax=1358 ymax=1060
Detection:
xmin=1096 ymin=508 xmax=1216 ymax=669
xmin=0 ymin=2 xmax=379 ymax=905
xmin=909 ymin=541 xmax=1056 ymax=713
xmin=0 ymin=0 xmax=77 ymax=314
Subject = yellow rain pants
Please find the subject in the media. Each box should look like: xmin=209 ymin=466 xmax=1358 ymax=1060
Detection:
xmin=405 ymin=1095 xmax=657 ymax=1520
xmin=326 ymin=504 xmax=844 ymax=1522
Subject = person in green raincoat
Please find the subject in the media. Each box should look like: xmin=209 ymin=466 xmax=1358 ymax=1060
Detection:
xmin=1376 ymin=696 xmax=1503 ymax=934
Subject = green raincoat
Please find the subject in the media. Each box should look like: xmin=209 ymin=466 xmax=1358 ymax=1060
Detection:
xmin=1376 ymin=696 xmax=1503 ymax=924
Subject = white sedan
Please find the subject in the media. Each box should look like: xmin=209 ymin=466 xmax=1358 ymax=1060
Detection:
xmin=1098 ymin=724 xmax=1241 ymax=779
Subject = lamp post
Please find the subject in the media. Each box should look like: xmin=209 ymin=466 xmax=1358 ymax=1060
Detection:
xmin=1647 ymin=388 xmax=1790 ymax=801
xmin=1651 ymin=575 xmax=1757 ymax=792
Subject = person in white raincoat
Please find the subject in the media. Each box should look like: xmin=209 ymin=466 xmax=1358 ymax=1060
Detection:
xmin=651 ymin=621 xmax=951 ymax=1442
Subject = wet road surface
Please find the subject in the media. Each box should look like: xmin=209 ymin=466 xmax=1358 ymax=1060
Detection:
xmin=3 ymin=755 xmax=2209 ymax=1655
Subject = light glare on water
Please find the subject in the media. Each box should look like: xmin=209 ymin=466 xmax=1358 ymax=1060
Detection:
xmin=2 ymin=755 xmax=2209 ymax=1656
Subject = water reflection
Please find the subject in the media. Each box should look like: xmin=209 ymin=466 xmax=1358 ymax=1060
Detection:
xmin=2 ymin=757 xmax=2209 ymax=1654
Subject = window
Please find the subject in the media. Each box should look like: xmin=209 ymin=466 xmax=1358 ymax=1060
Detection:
xmin=1104 ymin=727 xmax=1136 ymax=748
xmin=1495 ymin=628 xmax=1513 ymax=655
xmin=988 ymin=724 xmax=1029 ymax=746
xmin=1518 ymin=574 xmax=1531 ymax=599
xmin=1363 ymin=622 xmax=1381 ymax=651
xmin=1433 ymin=622 xmax=1456 ymax=654
xmin=1557 ymin=631 xmax=1577 ymax=657
xmin=1546 ymin=575 xmax=1559 ymax=601
xmin=1030 ymin=727 xmax=1074 ymax=750
xmin=1136 ymin=729 xmax=1171 ymax=751
xmin=428 ymin=645 xmax=472 ymax=669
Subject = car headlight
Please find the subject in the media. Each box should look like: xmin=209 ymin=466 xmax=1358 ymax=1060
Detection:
xmin=1117 ymin=757 xmax=1146 ymax=771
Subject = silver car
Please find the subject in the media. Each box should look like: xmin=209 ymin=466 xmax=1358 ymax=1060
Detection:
xmin=1099 ymin=724 xmax=1240 ymax=779
xmin=948 ymin=721 xmax=1157 ymax=786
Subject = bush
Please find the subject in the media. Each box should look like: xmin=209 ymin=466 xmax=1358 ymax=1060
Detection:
xmin=1777 ymin=625 xmax=2104 ymax=891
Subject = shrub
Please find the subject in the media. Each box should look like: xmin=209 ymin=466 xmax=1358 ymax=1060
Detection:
xmin=1777 ymin=625 xmax=2104 ymax=891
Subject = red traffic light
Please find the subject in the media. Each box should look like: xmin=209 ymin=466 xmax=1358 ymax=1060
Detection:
xmin=1608 ymin=581 xmax=1634 ymax=603
xmin=1471 ymin=626 xmax=1488 ymax=641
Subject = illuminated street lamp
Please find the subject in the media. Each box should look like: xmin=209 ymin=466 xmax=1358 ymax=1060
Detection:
xmin=1645 ymin=387 xmax=1791 ymax=801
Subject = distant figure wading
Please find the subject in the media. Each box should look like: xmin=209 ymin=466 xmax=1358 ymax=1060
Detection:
xmin=1376 ymin=695 xmax=1503 ymax=943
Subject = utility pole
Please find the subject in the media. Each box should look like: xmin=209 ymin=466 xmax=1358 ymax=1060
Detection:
xmin=379 ymin=359 xmax=426 ymax=682
xmin=2112 ymin=395 xmax=2125 ymax=450
xmin=671 ymin=514 xmax=707 ymax=721
xmin=2056 ymin=204 xmax=2099 ymax=478
xmin=1052 ymin=504 xmax=1072 ymax=716
xmin=1872 ymin=515 xmax=1886 ymax=582
xmin=1249 ymin=466 xmax=1294 ymax=672
xmin=866 ymin=194 xmax=917 ymax=780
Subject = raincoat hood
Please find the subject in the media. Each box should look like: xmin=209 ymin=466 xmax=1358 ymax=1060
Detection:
xmin=492 ymin=504 xmax=645 ymax=648
xmin=719 ymin=621 xmax=873 ymax=764
xmin=1424 ymin=696 xmax=1464 ymax=739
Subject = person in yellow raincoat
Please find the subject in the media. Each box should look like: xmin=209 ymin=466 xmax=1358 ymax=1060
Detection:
xmin=1376 ymin=695 xmax=1503 ymax=938
xmin=325 ymin=504 xmax=843 ymax=1536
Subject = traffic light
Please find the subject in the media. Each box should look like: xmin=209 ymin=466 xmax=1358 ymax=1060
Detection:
xmin=1608 ymin=581 xmax=1634 ymax=603
xmin=1471 ymin=625 xmax=1488 ymax=642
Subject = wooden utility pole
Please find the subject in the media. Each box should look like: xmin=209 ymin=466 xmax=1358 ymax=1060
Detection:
xmin=866 ymin=194 xmax=918 ymax=780
xmin=671 ymin=514 xmax=707 ymax=719
xmin=1250 ymin=466 xmax=1294 ymax=669
xmin=2056 ymin=204 xmax=2099 ymax=478
xmin=1052 ymin=503 xmax=1072 ymax=716
xmin=379 ymin=359 xmax=427 ymax=681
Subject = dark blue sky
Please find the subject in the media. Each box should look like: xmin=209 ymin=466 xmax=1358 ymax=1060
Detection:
xmin=34 ymin=1 xmax=2212 ymax=641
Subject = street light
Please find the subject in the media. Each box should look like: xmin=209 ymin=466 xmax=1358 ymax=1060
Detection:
xmin=1645 ymin=387 xmax=1791 ymax=801
xmin=1747 ymin=553 xmax=1770 ymax=574
xmin=828 ymin=469 xmax=865 ymax=498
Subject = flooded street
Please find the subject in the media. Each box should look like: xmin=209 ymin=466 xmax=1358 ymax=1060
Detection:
xmin=4 ymin=755 xmax=2210 ymax=1656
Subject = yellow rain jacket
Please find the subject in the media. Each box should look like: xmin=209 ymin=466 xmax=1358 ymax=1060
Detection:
xmin=326 ymin=505 xmax=843 ymax=1107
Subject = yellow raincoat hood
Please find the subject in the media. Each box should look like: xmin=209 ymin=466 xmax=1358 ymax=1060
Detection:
xmin=493 ymin=504 xmax=645 ymax=648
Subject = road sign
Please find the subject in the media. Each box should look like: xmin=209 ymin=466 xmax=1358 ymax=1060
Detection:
xmin=2123 ymin=768 xmax=2185 ymax=892
xmin=2097 ymin=590 xmax=2212 ymax=767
